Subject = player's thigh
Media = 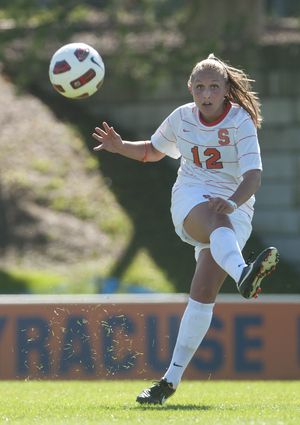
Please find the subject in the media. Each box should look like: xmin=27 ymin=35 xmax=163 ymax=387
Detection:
xmin=183 ymin=202 xmax=234 ymax=244
xmin=190 ymin=248 xmax=227 ymax=303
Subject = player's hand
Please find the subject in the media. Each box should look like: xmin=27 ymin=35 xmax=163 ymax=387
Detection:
xmin=208 ymin=197 xmax=235 ymax=214
xmin=92 ymin=122 xmax=123 ymax=153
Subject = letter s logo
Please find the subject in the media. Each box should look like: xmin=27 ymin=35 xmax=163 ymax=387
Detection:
xmin=218 ymin=129 xmax=230 ymax=146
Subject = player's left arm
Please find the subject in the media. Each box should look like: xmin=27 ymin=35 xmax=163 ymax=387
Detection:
xmin=209 ymin=169 xmax=261 ymax=214
xmin=228 ymin=168 xmax=261 ymax=207
xmin=209 ymin=117 xmax=262 ymax=215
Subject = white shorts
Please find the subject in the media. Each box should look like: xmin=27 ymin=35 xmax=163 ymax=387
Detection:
xmin=171 ymin=184 xmax=252 ymax=261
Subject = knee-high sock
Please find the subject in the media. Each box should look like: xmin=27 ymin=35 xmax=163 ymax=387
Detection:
xmin=210 ymin=227 xmax=245 ymax=282
xmin=163 ymin=298 xmax=214 ymax=388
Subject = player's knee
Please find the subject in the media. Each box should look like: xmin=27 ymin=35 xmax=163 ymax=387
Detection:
xmin=210 ymin=213 xmax=232 ymax=232
xmin=192 ymin=283 xmax=219 ymax=304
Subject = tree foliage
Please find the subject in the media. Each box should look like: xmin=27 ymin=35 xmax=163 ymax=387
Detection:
xmin=0 ymin=0 xmax=258 ymax=91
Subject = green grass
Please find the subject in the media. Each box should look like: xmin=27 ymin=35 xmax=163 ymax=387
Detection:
xmin=0 ymin=380 xmax=299 ymax=424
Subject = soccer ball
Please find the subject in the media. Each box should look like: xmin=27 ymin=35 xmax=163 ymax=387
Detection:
xmin=49 ymin=43 xmax=105 ymax=99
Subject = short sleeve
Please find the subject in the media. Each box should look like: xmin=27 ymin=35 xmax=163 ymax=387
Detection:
xmin=236 ymin=118 xmax=263 ymax=176
xmin=151 ymin=112 xmax=181 ymax=159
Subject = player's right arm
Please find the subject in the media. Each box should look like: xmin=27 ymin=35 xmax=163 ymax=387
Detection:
xmin=92 ymin=122 xmax=165 ymax=162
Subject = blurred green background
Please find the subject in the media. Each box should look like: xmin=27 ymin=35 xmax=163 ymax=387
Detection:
xmin=0 ymin=0 xmax=299 ymax=295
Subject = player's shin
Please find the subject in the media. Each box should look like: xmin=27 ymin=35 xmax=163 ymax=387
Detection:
xmin=163 ymin=298 xmax=214 ymax=388
xmin=210 ymin=227 xmax=245 ymax=282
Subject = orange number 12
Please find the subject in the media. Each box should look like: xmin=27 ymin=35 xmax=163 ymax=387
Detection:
xmin=191 ymin=146 xmax=223 ymax=169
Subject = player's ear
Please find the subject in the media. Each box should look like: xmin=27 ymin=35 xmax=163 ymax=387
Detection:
xmin=225 ymin=82 xmax=230 ymax=96
xmin=189 ymin=84 xmax=193 ymax=95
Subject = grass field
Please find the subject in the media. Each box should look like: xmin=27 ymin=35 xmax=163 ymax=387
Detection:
xmin=0 ymin=380 xmax=299 ymax=424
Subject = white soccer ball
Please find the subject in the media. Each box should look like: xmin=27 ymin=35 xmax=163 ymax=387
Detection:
xmin=49 ymin=42 xmax=105 ymax=99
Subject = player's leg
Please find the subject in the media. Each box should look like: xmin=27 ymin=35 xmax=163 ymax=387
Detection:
xmin=161 ymin=249 xmax=226 ymax=387
xmin=189 ymin=246 xmax=227 ymax=303
xmin=136 ymin=202 xmax=279 ymax=405
xmin=183 ymin=201 xmax=233 ymax=243
xmin=183 ymin=202 xmax=247 ymax=283
xmin=184 ymin=202 xmax=279 ymax=298
xmin=136 ymin=249 xmax=226 ymax=405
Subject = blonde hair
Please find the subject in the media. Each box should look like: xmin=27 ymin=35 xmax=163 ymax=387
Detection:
xmin=188 ymin=54 xmax=262 ymax=129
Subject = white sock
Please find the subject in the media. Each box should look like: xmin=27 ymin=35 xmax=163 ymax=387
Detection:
xmin=163 ymin=298 xmax=214 ymax=388
xmin=210 ymin=227 xmax=245 ymax=282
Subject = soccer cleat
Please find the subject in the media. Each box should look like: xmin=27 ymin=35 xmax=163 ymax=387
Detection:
xmin=136 ymin=378 xmax=176 ymax=405
xmin=237 ymin=247 xmax=279 ymax=299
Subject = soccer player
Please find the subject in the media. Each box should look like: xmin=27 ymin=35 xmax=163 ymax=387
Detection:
xmin=92 ymin=54 xmax=279 ymax=406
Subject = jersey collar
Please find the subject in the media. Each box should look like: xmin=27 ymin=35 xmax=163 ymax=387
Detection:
xmin=198 ymin=101 xmax=232 ymax=127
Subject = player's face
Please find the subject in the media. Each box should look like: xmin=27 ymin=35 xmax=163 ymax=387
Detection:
xmin=190 ymin=69 xmax=230 ymax=124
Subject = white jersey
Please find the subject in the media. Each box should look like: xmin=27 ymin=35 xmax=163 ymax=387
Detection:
xmin=151 ymin=101 xmax=262 ymax=219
